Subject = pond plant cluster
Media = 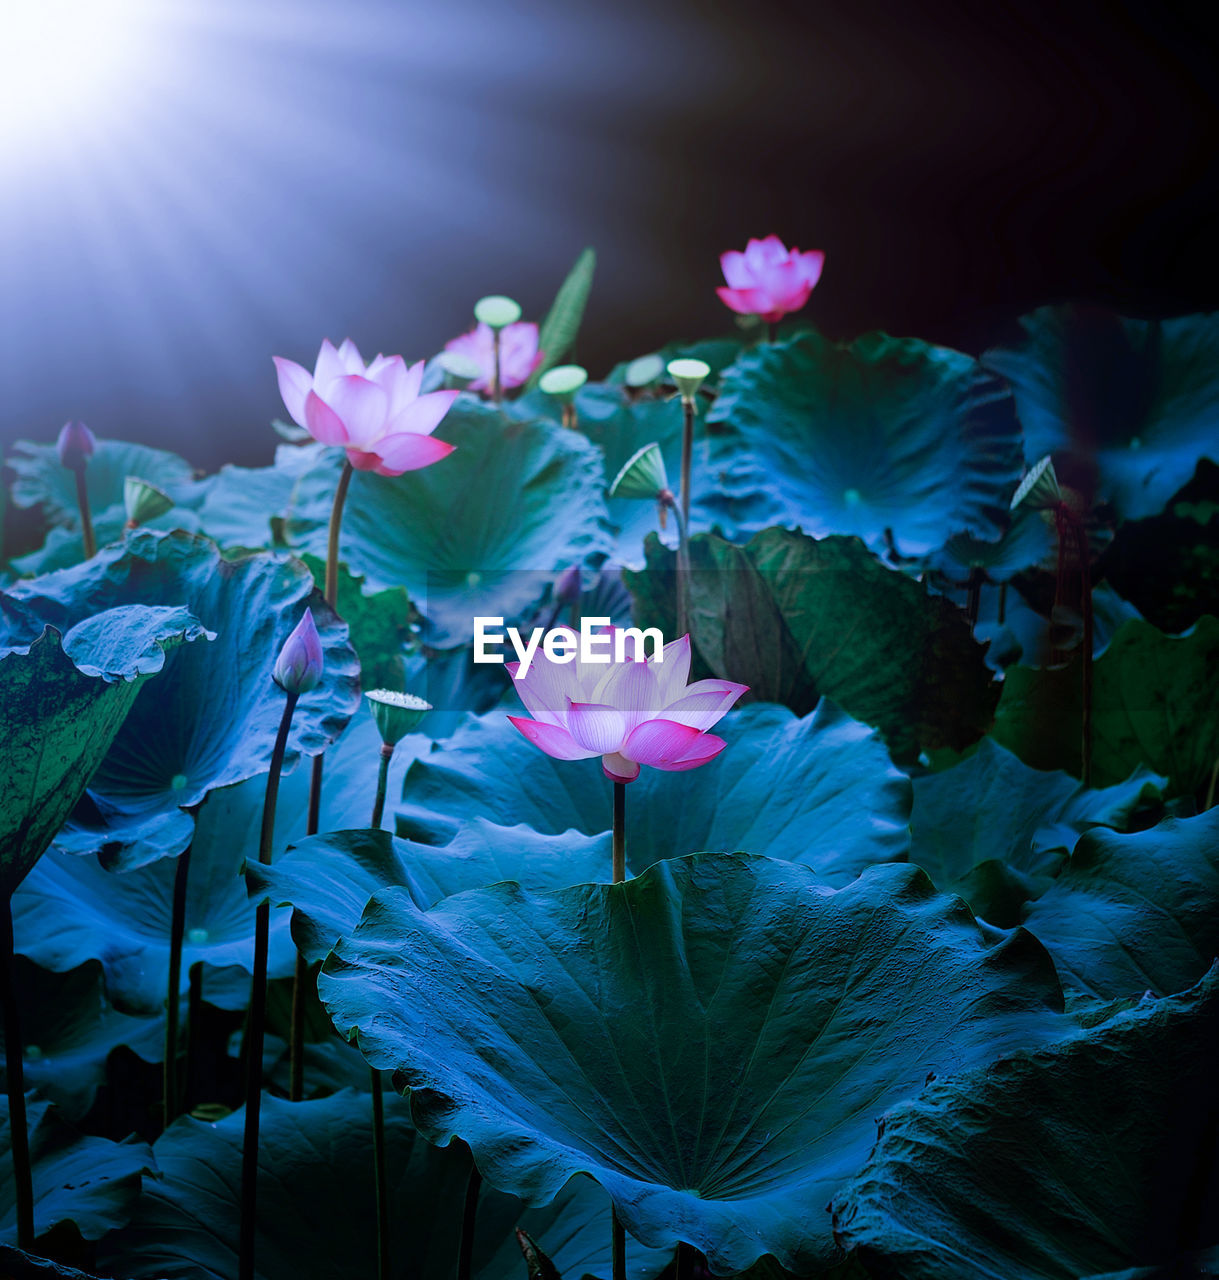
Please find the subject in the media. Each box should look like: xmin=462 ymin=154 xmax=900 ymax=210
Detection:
xmin=1 ymin=239 xmax=1218 ymax=1280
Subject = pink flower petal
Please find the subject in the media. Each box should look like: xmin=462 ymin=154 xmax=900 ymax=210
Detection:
xmin=313 ymin=338 xmax=348 ymax=387
xmin=272 ymin=357 xmax=312 ymax=428
xmin=508 ymin=716 xmax=599 ymax=762
xmin=324 ymin=375 xmax=390 ymax=449
xmin=664 ymin=733 xmax=727 ymax=772
xmin=797 ymin=250 xmax=825 ymax=289
xmin=660 ymin=684 xmax=746 ymax=731
xmin=602 ymin=752 xmax=640 ymax=783
xmin=444 ymin=325 xmax=493 ymax=391
xmin=595 ymin=659 xmax=661 ymax=734
xmin=386 ymin=389 xmax=460 ymax=439
xmin=509 ymin=657 xmax=577 ymax=727
xmin=348 ymin=449 xmax=383 ymax=472
xmin=650 ymin=634 xmax=691 ymax=703
xmin=336 ymin=337 xmax=366 ymax=374
xmin=304 ymin=390 xmax=350 ymax=445
xmin=621 ymin=717 xmax=707 ymax=767
xmin=370 ymin=434 xmax=456 ymax=475
xmin=745 ymin=235 xmax=789 ymax=268
xmin=566 ymin=700 xmax=628 ymax=754
xmin=716 ymin=285 xmax=773 ymax=318
xmin=720 ymin=249 xmax=752 ymax=289
xmin=499 ymin=322 xmax=541 ymax=388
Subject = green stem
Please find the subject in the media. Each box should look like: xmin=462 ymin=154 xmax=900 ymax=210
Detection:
xmin=457 ymin=1162 xmax=482 ymax=1280
xmin=1 ymin=894 xmax=34 ymax=1249
xmin=163 ymin=843 xmax=192 ymax=1130
xmin=492 ymin=329 xmax=502 ymax=404
xmin=239 ymin=690 xmax=299 ymax=1280
xmin=370 ymin=744 xmax=393 ymax=830
xmin=612 ymin=781 xmax=626 ymax=884
xmin=679 ymin=397 xmax=694 ymax=535
xmin=612 ymin=1207 xmax=626 ymax=1280
xmin=74 ymin=466 xmax=96 ymax=560
xmin=372 ymin=1071 xmax=391 ymax=1280
xmin=289 ymin=952 xmax=308 ymax=1103
xmin=1206 ymin=758 xmax=1219 ymax=811
xmin=325 ymin=461 xmax=354 ymax=608
xmin=185 ymin=962 xmax=202 ymax=1114
xmin=668 ymin=498 xmax=690 ymax=640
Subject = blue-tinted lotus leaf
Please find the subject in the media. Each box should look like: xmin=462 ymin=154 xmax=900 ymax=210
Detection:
xmin=11 ymin=503 xmax=204 ymax=577
xmin=7 ymin=440 xmax=194 ymax=529
xmin=10 ymin=530 xmax=360 ymax=869
xmin=0 ymin=1095 xmax=156 ymax=1244
xmin=1 ymin=959 xmax=162 ymax=1121
xmin=476 ymin=1173 xmax=674 ymax=1280
xmin=100 ymin=1090 xmax=518 ymax=1280
xmin=910 ymin=739 xmax=1166 ymax=924
xmin=320 ymin=854 xmax=1067 ymax=1274
xmin=607 ymin=339 xmax=746 ymax=387
xmin=624 ymin=529 xmax=999 ymax=760
xmin=832 ymin=967 xmax=1219 ymax=1280
xmin=991 ymin=615 xmax=1219 ymax=797
xmin=0 ymin=608 xmax=212 ymax=894
xmin=250 ymin=821 xmax=612 ymax=963
xmin=0 ymin=1246 xmax=114 ymax=1278
xmin=285 ymin=401 xmax=611 ymax=646
xmin=399 ymin=701 xmax=911 ymax=885
xmin=701 ymin=332 xmax=1024 ymax=556
xmin=511 ymin=382 xmax=684 ymax=569
xmin=982 ymin=305 xmax=1219 ymax=519
xmin=13 ymin=773 xmax=299 ymax=1014
xmin=1021 ymin=808 xmax=1219 ymax=999
xmin=930 ymin=508 xmax=1058 ymax=583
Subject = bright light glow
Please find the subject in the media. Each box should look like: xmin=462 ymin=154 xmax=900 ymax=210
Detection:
xmin=0 ymin=0 xmax=149 ymax=162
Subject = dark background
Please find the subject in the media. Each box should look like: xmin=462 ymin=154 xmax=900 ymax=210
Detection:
xmin=3 ymin=0 xmax=1217 ymax=472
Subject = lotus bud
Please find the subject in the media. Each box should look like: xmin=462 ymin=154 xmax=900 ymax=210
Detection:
xmin=366 ymin=689 xmax=431 ymax=745
xmin=436 ymin=350 xmax=482 ymax=390
xmin=610 ymin=443 xmax=669 ymax=501
xmin=124 ymin=476 xmax=174 ymax=528
xmin=473 ymin=295 xmax=522 ymax=330
xmin=273 ymin=608 xmax=323 ymax=695
xmin=1010 ymin=456 xmax=1062 ymax=512
xmin=624 ymin=353 xmax=665 ymax=389
xmin=666 ymin=358 xmax=711 ymax=403
xmin=56 ymin=421 xmax=96 ymax=470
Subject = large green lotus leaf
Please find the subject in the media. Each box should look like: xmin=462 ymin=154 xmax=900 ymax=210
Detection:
xmin=982 ymin=305 xmax=1219 ymax=519
xmin=7 ymin=440 xmax=195 ymax=529
xmin=13 ymin=775 xmax=297 ymax=1014
xmin=11 ymin=502 xmax=205 ymax=577
xmin=700 ymin=332 xmax=1023 ymax=556
xmin=1020 ymin=808 xmax=1219 ymax=999
xmin=320 ymin=855 xmax=1067 ymax=1274
xmin=0 ymin=608 xmax=212 ymax=894
xmin=1 ymin=959 xmax=162 ymax=1120
xmin=910 ymin=739 xmax=1166 ymax=924
xmin=991 ymin=615 xmax=1219 ymax=797
xmin=285 ymin=400 xmax=612 ymax=646
xmin=398 ymin=701 xmax=912 ymax=885
xmin=98 ymin=1089 xmax=553 ymax=1280
xmin=625 ymin=529 xmax=998 ymax=760
xmin=0 ymin=1247 xmax=115 ymax=1278
xmin=10 ymin=531 xmax=361 ymax=869
xmin=250 ymin=821 xmax=612 ymax=963
xmin=832 ymin=967 xmax=1219 ymax=1279
xmin=0 ymin=1095 xmax=156 ymax=1244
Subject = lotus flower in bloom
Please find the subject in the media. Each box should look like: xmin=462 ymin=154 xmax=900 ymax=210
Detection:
xmin=507 ymin=630 xmax=747 ymax=783
xmin=273 ymin=339 xmax=458 ymax=476
xmin=443 ymin=321 xmax=543 ymax=392
xmin=716 ymin=235 xmax=825 ymax=324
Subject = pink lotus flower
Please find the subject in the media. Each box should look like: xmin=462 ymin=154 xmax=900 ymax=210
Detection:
xmin=716 ymin=235 xmax=825 ymax=324
xmin=507 ymin=630 xmax=747 ymax=783
xmin=273 ymin=339 xmax=458 ymax=476
xmin=444 ymin=321 xmax=543 ymax=392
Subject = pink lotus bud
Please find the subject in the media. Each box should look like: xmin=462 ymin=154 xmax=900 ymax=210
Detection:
xmin=716 ymin=235 xmax=825 ymax=325
xmin=56 ymin=421 xmax=96 ymax=470
xmin=272 ymin=339 xmax=458 ymax=477
xmin=273 ymin=608 xmax=323 ymax=695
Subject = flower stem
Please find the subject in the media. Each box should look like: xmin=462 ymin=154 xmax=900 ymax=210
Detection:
xmin=1206 ymin=758 xmax=1219 ymax=811
xmin=74 ymin=466 xmax=96 ymax=560
xmin=291 ymin=458 xmax=354 ymax=1102
xmin=239 ymin=690 xmax=299 ymax=1280
xmin=185 ymin=961 xmax=202 ymax=1113
xmin=492 ymin=328 xmax=503 ymax=404
xmin=667 ymin=497 xmax=690 ymax=640
xmin=767 ymin=321 xmax=777 ymax=345
xmin=371 ymin=744 xmax=394 ymax=830
xmin=680 ymin=397 xmax=694 ymax=536
xmin=163 ymin=843 xmax=192 ymax=1130
xmin=457 ymin=1162 xmax=482 ymax=1280
xmin=612 ymin=1208 xmax=626 ymax=1280
xmin=0 ymin=893 xmax=34 ymax=1249
xmin=612 ymin=780 xmax=626 ymax=884
xmin=372 ymin=1071 xmax=391 ymax=1280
